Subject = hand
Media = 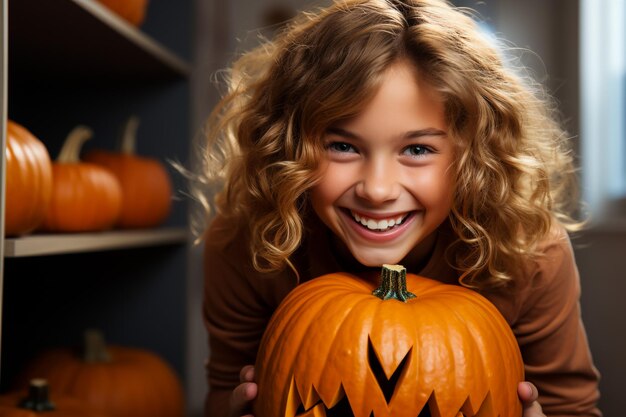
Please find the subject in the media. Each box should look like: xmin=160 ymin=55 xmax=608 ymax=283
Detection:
xmin=518 ymin=381 xmax=545 ymax=417
xmin=229 ymin=365 xmax=258 ymax=417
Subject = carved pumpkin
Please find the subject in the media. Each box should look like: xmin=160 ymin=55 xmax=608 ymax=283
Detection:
xmin=83 ymin=117 xmax=173 ymax=229
xmin=15 ymin=330 xmax=184 ymax=417
xmin=94 ymin=0 xmax=149 ymax=27
xmin=254 ymin=265 xmax=524 ymax=417
xmin=0 ymin=379 xmax=109 ymax=417
xmin=41 ymin=126 xmax=122 ymax=232
xmin=4 ymin=120 xmax=53 ymax=236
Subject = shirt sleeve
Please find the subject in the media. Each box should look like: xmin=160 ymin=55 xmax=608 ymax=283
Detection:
xmin=202 ymin=233 xmax=271 ymax=417
xmin=202 ymin=220 xmax=299 ymax=417
xmin=513 ymin=231 xmax=602 ymax=417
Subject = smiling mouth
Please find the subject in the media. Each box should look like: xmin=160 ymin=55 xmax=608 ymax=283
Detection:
xmin=350 ymin=210 xmax=411 ymax=232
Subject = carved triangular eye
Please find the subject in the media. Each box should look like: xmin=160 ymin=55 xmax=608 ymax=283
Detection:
xmin=367 ymin=337 xmax=411 ymax=404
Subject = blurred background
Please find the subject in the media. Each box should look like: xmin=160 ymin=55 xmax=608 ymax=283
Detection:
xmin=1 ymin=0 xmax=624 ymax=416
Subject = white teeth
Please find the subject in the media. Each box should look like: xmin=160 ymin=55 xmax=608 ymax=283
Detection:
xmin=351 ymin=211 xmax=407 ymax=231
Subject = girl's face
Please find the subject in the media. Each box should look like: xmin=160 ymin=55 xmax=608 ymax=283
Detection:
xmin=310 ymin=60 xmax=455 ymax=267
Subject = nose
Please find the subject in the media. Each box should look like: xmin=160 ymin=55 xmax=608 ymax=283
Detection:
xmin=355 ymin=157 xmax=401 ymax=204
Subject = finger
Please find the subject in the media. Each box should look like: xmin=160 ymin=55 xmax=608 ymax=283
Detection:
xmin=524 ymin=401 xmax=544 ymax=416
xmin=240 ymin=365 xmax=255 ymax=383
xmin=229 ymin=382 xmax=258 ymax=417
xmin=518 ymin=381 xmax=538 ymax=403
xmin=517 ymin=382 xmax=544 ymax=417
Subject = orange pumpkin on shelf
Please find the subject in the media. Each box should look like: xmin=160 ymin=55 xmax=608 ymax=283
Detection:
xmin=41 ymin=126 xmax=122 ymax=233
xmin=4 ymin=120 xmax=53 ymax=236
xmin=0 ymin=379 xmax=110 ymax=417
xmin=95 ymin=0 xmax=149 ymax=27
xmin=254 ymin=264 xmax=524 ymax=417
xmin=15 ymin=330 xmax=184 ymax=417
xmin=83 ymin=116 xmax=173 ymax=229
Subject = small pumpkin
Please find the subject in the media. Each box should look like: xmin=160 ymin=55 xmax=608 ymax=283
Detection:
xmin=254 ymin=265 xmax=524 ymax=417
xmin=4 ymin=120 xmax=53 ymax=236
xmin=83 ymin=116 xmax=173 ymax=229
xmin=94 ymin=0 xmax=149 ymax=27
xmin=0 ymin=379 xmax=109 ymax=417
xmin=41 ymin=126 xmax=122 ymax=232
xmin=15 ymin=330 xmax=184 ymax=417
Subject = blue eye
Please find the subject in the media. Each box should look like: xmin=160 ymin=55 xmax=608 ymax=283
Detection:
xmin=327 ymin=142 xmax=356 ymax=153
xmin=403 ymin=145 xmax=431 ymax=157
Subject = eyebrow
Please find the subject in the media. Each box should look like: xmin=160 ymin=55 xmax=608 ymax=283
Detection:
xmin=326 ymin=126 xmax=447 ymax=140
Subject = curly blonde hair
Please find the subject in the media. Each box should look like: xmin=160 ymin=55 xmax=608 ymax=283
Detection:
xmin=193 ymin=0 xmax=583 ymax=289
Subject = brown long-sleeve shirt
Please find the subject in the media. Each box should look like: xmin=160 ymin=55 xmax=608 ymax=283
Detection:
xmin=203 ymin=217 xmax=601 ymax=417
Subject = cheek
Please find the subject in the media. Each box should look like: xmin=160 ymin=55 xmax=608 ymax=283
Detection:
xmin=437 ymin=170 xmax=456 ymax=206
xmin=310 ymin=165 xmax=354 ymax=207
xmin=408 ymin=167 xmax=455 ymax=208
xmin=309 ymin=180 xmax=340 ymax=220
xmin=309 ymin=187 xmax=329 ymax=217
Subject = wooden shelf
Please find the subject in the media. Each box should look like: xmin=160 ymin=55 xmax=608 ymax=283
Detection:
xmin=0 ymin=0 xmax=194 ymax=398
xmin=8 ymin=0 xmax=191 ymax=83
xmin=4 ymin=228 xmax=188 ymax=258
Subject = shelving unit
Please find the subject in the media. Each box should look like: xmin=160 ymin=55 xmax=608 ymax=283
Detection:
xmin=8 ymin=0 xmax=190 ymax=82
xmin=4 ymin=228 xmax=188 ymax=258
xmin=0 ymin=0 xmax=193 ymax=404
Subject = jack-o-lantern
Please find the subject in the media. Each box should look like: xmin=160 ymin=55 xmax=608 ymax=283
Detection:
xmin=254 ymin=265 xmax=524 ymax=417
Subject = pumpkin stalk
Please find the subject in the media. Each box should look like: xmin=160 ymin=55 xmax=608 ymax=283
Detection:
xmin=373 ymin=264 xmax=416 ymax=302
xmin=119 ymin=115 xmax=140 ymax=155
xmin=57 ymin=126 xmax=93 ymax=163
xmin=83 ymin=329 xmax=112 ymax=363
xmin=19 ymin=379 xmax=56 ymax=411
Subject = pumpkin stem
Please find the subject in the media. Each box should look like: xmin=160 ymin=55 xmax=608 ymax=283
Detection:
xmin=57 ymin=125 xmax=93 ymax=163
xmin=83 ymin=329 xmax=112 ymax=363
xmin=372 ymin=264 xmax=416 ymax=302
xmin=19 ymin=379 xmax=56 ymax=411
xmin=119 ymin=115 xmax=140 ymax=155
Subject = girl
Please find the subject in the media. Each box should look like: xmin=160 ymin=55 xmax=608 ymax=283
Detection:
xmin=195 ymin=0 xmax=601 ymax=416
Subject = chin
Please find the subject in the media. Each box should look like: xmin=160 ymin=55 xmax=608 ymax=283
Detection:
xmin=352 ymin=250 xmax=405 ymax=268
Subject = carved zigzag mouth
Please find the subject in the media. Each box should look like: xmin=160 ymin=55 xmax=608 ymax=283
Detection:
xmin=289 ymin=337 xmax=498 ymax=417
xmin=293 ymin=338 xmax=409 ymax=417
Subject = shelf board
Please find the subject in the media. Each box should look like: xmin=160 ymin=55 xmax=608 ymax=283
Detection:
xmin=4 ymin=227 xmax=188 ymax=258
xmin=8 ymin=0 xmax=191 ymax=83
